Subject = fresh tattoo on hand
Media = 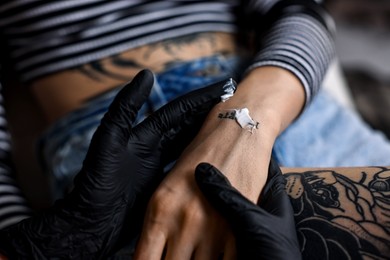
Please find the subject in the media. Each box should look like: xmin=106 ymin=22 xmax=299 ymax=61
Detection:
xmin=218 ymin=111 xmax=236 ymax=120
xmin=218 ymin=108 xmax=260 ymax=133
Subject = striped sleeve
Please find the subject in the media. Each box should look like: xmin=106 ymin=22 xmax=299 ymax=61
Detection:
xmin=0 ymin=1 xmax=237 ymax=82
xmin=0 ymin=81 xmax=31 ymax=230
xmin=244 ymin=0 xmax=336 ymax=106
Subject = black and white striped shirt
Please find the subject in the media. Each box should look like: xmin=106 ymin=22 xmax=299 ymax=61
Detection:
xmin=0 ymin=0 xmax=335 ymax=230
xmin=0 ymin=83 xmax=31 ymax=230
xmin=0 ymin=0 xmax=335 ymax=105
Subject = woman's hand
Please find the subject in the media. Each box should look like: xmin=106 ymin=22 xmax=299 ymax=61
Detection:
xmin=134 ymin=107 xmax=270 ymax=259
xmin=134 ymin=66 xmax=305 ymax=259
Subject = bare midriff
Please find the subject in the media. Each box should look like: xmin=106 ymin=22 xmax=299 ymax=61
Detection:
xmin=30 ymin=32 xmax=241 ymax=124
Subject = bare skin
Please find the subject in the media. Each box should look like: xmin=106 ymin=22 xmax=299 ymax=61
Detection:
xmin=1 ymin=166 xmax=389 ymax=259
xmin=31 ymin=33 xmax=238 ymax=124
xmin=133 ymin=67 xmax=305 ymax=259
xmin=29 ymin=32 xmax=305 ymax=259
xmin=5 ymin=17 xmax=388 ymax=260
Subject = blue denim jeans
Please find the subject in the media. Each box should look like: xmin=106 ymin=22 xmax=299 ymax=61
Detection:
xmin=39 ymin=54 xmax=390 ymax=199
xmin=274 ymin=90 xmax=390 ymax=167
xmin=39 ymin=55 xmax=243 ymax=199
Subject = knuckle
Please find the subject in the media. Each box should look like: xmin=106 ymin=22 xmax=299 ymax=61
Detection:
xmin=182 ymin=200 xmax=207 ymax=224
xmin=147 ymin=187 xmax=176 ymax=218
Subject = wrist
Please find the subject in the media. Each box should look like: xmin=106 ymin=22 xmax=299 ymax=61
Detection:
xmin=228 ymin=66 xmax=305 ymax=133
xmin=192 ymin=108 xmax=276 ymax=200
xmin=216 ymin=102 xmax=282 ymax=140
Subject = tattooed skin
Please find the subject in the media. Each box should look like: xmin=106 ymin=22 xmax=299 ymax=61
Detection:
xmin=76 ymin=55 xmax=143 ymax=81
xmin=284 ymin=167 xmax=390 ymax=259
xmin=74 ymin=33 xmax=230 ymax=82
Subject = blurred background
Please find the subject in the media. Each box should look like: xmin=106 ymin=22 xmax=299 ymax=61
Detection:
xmin=326 ymin=0 xmax=390 ymax=137
xmin=5 ymin=0 xmax=390 ymax=210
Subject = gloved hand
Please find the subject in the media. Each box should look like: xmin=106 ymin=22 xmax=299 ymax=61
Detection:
xmin=195 ymin=160 xmax=302 ymax=260
xmin=0 ymin=69 xmax=236 ymax=259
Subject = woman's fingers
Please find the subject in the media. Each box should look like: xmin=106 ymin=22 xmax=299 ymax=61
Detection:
xmin=192 ymin=237 xmax=226 ymax=260
xmin=164 ymin=236 xmax=195 ymax=260
xmin=134 ymin=170 xmax=236 ymax=260
xmin=133 ymin=224 xmax=166 ymax=260
xmin=135 ymin=232 xmax=231 ymax=260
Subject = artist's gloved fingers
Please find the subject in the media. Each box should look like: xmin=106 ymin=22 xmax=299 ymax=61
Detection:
xmin=0 ymin=71 xmax=155 ymax=259
xmin=73 ymin=69 xmax=153 ymax=201
xmin=135 ymin=78 xmax=236 ymax=134
xmin=195 ymin=163 xmax=263 ymax=230
xmin=122 ymin=78 xmax=237 ymax=211
xmin=105 ymin=69 xmax=153 ymax=127
xmin=133 ymin=78 xmax=236 ymax=163
xmin=195 ymin=161 xmax=292 ymax=223
xmin=195 ymin=162 xmax=302 ymax=260
xmin=258 ymin=159 xmax=293 ymax=218
xmin=195 ymin=163 xmax=269 ymax=259
xmin=152 ymin=78 xmax=236 ymax=131
xmin=85 ymin=69 xmax=153 ymax=166
xmin=257 ymin=160 xmax=302 ymax=259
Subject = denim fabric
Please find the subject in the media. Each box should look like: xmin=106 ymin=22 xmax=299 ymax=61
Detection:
xmin=39 ymin=55 xmax=243 ymax=199
xmin=273 ymin=89 xmax=390 ymax=167
xmin=39 ymin=54 xmax=390 ymax=200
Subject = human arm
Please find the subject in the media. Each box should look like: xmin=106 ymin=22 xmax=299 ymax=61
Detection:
xmin=134 ymin=66 xmax=305 ymax=260
xmin=0 ymin=70 xmax=232 ymax=258
xmin=0 ymin=70 xmax=154 ymax=259
xmin=197 ymin=162 xmax=390 ymax=260
xmin=282 ymin=166 xmax=390 ymax=259
xmin=134 ymin=1 xmax=335 ymax=259
xmin=195 ymin=160 xmax=302 ymax=260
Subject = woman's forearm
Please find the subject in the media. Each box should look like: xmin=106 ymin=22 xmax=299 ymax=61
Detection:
xmin=232 ymin=66 xmax=305 ymax=134
xmin=199 ymin=65 xmax=306 ymax=201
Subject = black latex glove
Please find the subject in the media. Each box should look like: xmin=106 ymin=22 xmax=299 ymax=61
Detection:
xmin=0 ymin=70 xmax=236 ymax=259
xmin=195 ymin=160 xmax=302 ymax=260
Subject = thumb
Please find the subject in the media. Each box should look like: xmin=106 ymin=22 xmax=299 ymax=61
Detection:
xmin=195 ymin=163 xmax=302 ymax=260
xmin=258 ymin=159 xmax=294 ymax=219
xmin=195 ymin=163 xmax=261 ymax=230
xmin=84 ymin=69 xmax=154 ymax=166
